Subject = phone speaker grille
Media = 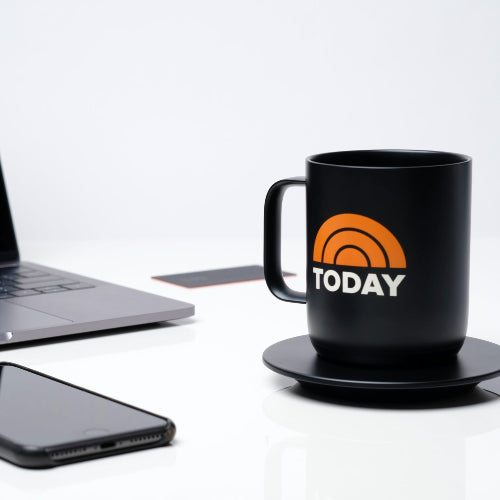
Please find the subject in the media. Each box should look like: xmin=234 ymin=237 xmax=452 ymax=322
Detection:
xmin=128 ymin=433 xmax=163 ymax=444
xmin=50 ymin=446 xmax=94 ymax=460
xmin=49 ymin=433 xmax=165 ymax=462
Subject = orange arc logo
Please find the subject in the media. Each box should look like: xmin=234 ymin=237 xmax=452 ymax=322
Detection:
xmin=313 ymin=214 xmax=406 ymax=268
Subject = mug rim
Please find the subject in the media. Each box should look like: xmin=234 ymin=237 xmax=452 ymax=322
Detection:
xmin=307 ymin=149 xmax=471 ymax=169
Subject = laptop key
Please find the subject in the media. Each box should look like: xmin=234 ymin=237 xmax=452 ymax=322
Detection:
xmin=63 ymin=283 xmax=95 ymax=290
xmin=0 ymin=267 xmax=31 ymax=277
xmin=36 ymin=286 xmax=66 ymax=293
xmin=0 ymin=272 xmax=20 ymax=279
xmin=16 ymin=279 xmax=79 ymax=290
xmin=7 ymin=266 xmax=31 ymax=272
xmin=11 ymin=275 xmax=59 ymax=285
xmin=0 ymin=293 xmax=12 ymax=299
xmin=17 ymin=270 xmax=51 ymax=278
xmin=11 ymin=290 xmax=42 ymax=297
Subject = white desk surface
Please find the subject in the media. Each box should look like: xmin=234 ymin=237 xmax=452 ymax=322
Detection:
xmin=1 ymin=237 xmax=499 ymax=500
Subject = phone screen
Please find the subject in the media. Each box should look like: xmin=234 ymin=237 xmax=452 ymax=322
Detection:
xmin=0 ymin=364 xmax=170 ymax=466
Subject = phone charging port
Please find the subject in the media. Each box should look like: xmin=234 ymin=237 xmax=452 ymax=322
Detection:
xmin=100 ymin=441 xmax=116 ymax=450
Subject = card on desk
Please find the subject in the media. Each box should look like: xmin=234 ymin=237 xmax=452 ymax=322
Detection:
xmin=153 ymin=265 xmax=295 ymax=288
xmin=479 ymin=377 xmax=500 ymax=396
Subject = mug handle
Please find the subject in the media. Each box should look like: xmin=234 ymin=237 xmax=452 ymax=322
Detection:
xmin=264 ymin=177 xmax=307 ymax=304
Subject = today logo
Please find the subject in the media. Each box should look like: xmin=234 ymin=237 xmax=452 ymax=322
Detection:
xmin=312 ymin=213 xmax=406 ymax=297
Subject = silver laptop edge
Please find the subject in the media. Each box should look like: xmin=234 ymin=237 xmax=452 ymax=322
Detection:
xmin=0 ymin=161 xmax=194 ymax=346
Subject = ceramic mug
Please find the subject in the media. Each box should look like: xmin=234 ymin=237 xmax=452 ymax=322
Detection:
xmin=264 ymin=150 xmax=471 ymax=365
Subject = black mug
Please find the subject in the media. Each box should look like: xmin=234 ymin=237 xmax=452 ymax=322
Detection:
xmin=264 ymin=150 xmax=471 ymax=366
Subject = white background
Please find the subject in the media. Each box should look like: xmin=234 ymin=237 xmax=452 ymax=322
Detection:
xmin=0 ymin=0 xmax=499 ymax=243
xmin=0 ymin=4 xmax=500 ymax=497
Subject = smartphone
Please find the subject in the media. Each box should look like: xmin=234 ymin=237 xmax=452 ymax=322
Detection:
xmin=0 ymin=362 xmax=175 ymax=468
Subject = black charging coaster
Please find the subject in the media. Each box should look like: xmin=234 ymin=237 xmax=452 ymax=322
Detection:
xmin=263 ymin=335 xmax=500 ymax=402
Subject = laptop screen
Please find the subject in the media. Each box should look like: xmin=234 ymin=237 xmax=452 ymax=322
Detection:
xmin=0 ymin=162 xmax=20 ymax=264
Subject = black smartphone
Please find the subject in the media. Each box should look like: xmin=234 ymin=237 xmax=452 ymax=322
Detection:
xmin=0 ymin=362 xmax=175 ymax=468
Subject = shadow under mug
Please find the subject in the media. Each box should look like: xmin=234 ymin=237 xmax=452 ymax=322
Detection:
xmin=264 ymin=150 xmax=471 ymax=366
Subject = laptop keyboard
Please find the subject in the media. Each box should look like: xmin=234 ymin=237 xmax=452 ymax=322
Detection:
xmin=0 ymin=265 xmax=95 ymax=300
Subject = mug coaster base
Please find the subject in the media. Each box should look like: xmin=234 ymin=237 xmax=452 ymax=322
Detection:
xmin=263 ymin=335 xmax=500 ymax=403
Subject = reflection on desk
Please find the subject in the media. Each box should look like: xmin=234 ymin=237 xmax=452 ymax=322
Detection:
xmin=264 ymin=385 xmax=500 ymax=500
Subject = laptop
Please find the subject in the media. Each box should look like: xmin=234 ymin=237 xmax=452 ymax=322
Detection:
xmin=0 ymin=162 xmax=194 ymax=346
